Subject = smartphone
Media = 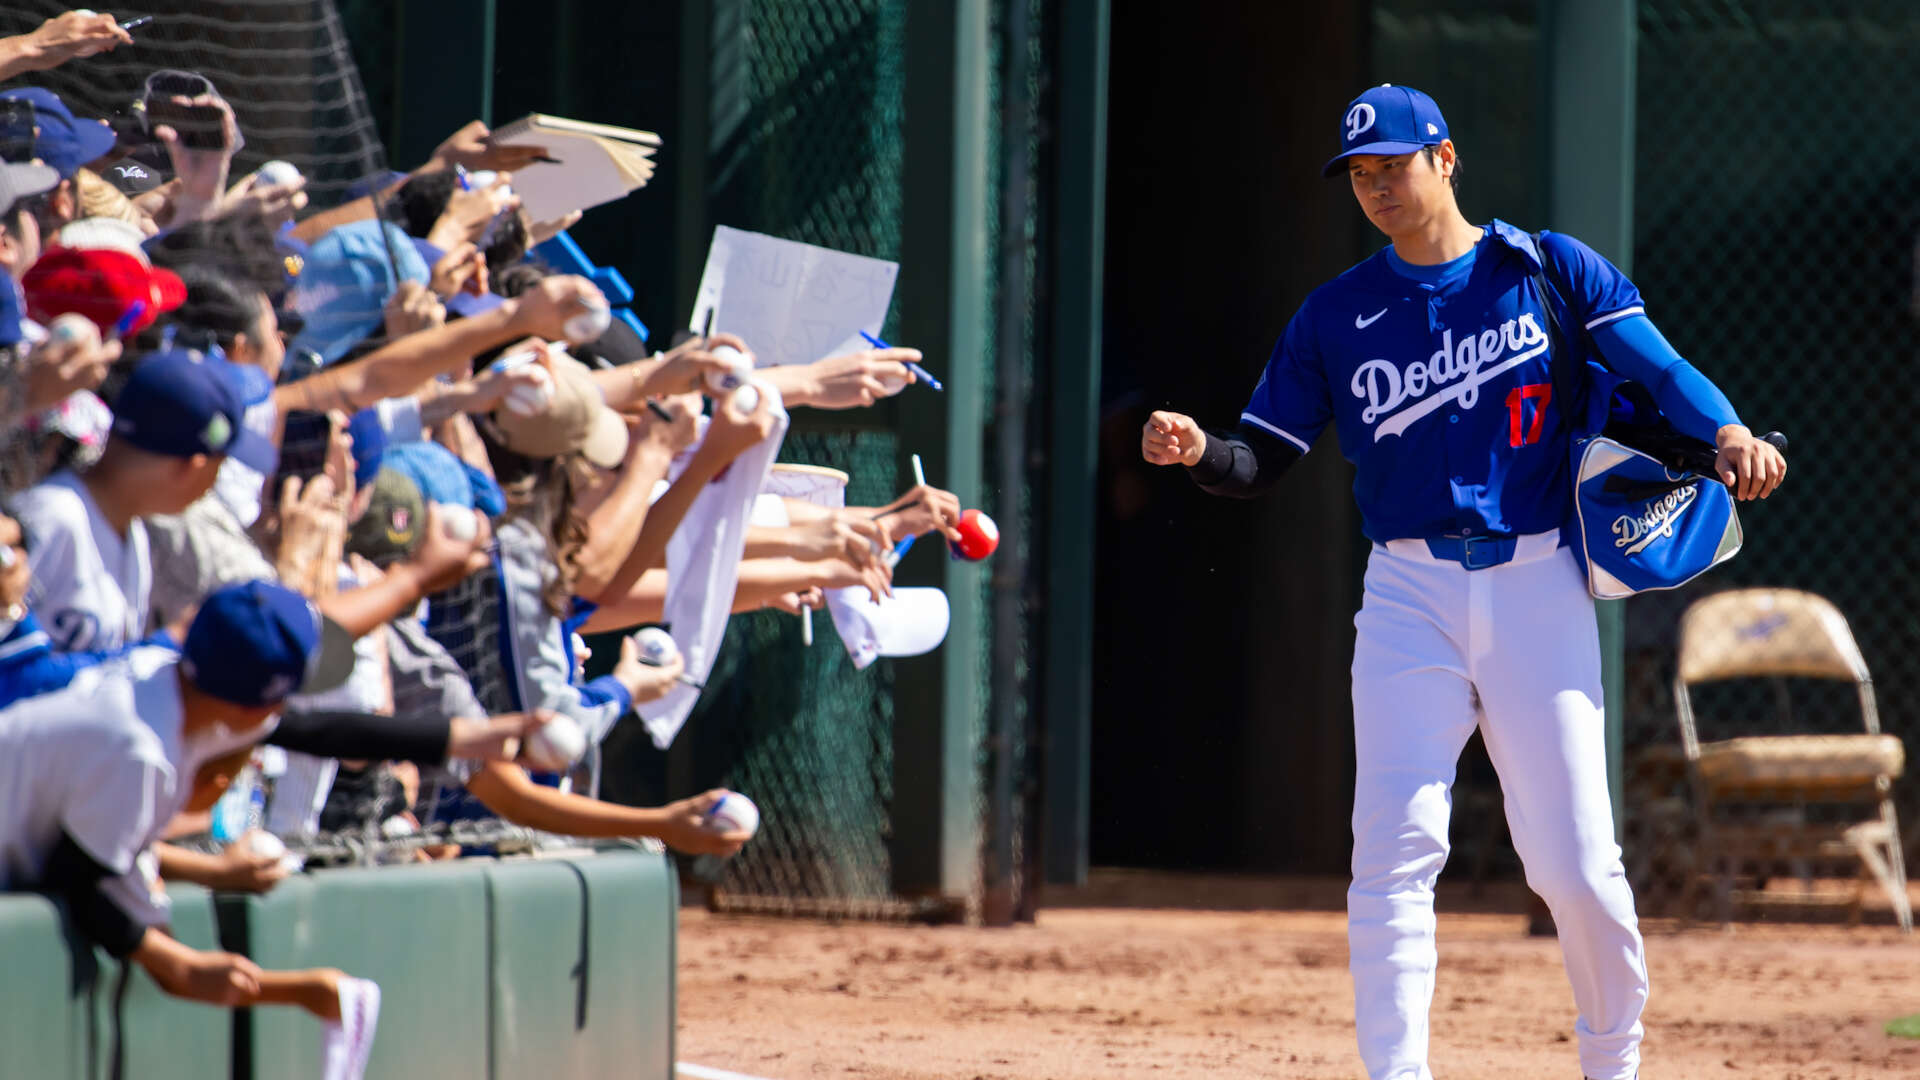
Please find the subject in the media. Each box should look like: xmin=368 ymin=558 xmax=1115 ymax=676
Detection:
xmin=141 ymin=69 xmax=226 ymax=150
xmin=0 ymin=100 xmax=35 ymax=162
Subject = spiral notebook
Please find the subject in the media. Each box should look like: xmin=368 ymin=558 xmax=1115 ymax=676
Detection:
xmin=487 ymin=113 xmax=662 ymax=222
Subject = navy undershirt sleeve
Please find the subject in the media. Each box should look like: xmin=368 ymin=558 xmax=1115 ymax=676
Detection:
xmin=269 ymin=709 xmax=449 ymax=764
xmin=1589 ymin=315 xmax=1742 ymax=444
xmin=1187 ymin=422 xmax=1302 ymax=498
xmin=39 ymin=831 xmax=147 ymax=957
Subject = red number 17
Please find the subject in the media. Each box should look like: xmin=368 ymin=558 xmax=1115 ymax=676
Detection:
xmin=1505 ymin=383 xmax=1553 ymax=447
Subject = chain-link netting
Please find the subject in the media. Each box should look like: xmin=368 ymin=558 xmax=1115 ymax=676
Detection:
xmin=1618 ymin=1 xmax=1919 ymax=926
xmin=0 ymin=0 xmax=389 ymax=209
xmin=645 ymin=1 xmax=918 ymax=918
xmin=597 ymin=0 xmax=1044 ymax=922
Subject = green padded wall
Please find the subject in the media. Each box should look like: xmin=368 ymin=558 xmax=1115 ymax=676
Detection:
xmin=225 ymin=862 xmax=492 ymax=1080
xmin=2 ymin=849 xmax=677 ymax=1080
xmin=0 ymin=894 xmax=94 ymax=1079
xmin=487 ymin=851 xmax=678 ymax=1080
xmin=94 ymin=884 xmax=231 ymax=1080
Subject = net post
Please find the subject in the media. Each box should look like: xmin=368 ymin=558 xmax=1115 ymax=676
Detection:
xmin=890 ymin=0 xmax=992 ymax=905
xmin=1543 ymin=0 xmax=1637 ymax=841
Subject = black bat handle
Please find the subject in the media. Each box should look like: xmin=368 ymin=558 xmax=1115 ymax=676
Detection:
xmin=1761 ymin=430 xmax=1788 ymax=455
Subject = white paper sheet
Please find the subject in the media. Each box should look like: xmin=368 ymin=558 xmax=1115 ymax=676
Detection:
xmin=690 ymin=226 xmax=900 ymax=368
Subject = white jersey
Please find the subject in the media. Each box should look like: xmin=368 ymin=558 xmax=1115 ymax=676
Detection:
xmin=0 ymin=649 xmax=183 ymax=925
xmin=13 ymin=468 xmax=150 ymax=652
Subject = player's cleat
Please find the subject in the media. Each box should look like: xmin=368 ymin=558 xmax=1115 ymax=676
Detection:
xmin=321 ymin=977 xmax=381 ymax=1080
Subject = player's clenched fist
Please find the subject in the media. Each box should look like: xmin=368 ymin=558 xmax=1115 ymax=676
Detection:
xmin=1141 ymin=411 xmax=1206 ymax=468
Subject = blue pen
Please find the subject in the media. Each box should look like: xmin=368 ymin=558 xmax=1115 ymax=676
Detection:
xmin=886 ymin=533 xmax=916 ymax=568
xmin=111 ymin=300 xmax=147 ymax=340
xmin=859 ymin=330 xmax=943 ymax=392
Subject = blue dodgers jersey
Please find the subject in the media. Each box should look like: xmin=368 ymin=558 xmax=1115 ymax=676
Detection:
xmin=1242 ymin=219 xmax=1645 ymax=543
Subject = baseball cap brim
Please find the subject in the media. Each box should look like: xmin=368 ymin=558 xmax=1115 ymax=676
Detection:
xmin=1 ymin=161 xmax=58 ymax=204
xmin=826 ymin=585 xmax=951 ymax=670
xmin=410 ymin=239 xmax=504 ymax=319
xmin=446 ymin=289 xmax=505 ymax=318
xmin=579 ymin=404 xmax=630 ymax=469
xmin=300 ymin=615 xmax=359 ymax=697
xmin=1321 ymin=140 xmax=1437 ymax=178
xmin=70 ymin=121 xmax=117 ymax=171
xmin=147 ymin=264 xmax=187 ymax=321
xmin=217 ymin=359 xmax=279 ymax=474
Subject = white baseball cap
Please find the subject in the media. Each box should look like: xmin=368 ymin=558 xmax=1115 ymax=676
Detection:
xmin=826 ymin=586 xmax=950 ymax=670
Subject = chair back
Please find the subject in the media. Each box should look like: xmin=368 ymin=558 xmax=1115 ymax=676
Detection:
xmin=1677 ymin=588 xmax=1869 ymax=686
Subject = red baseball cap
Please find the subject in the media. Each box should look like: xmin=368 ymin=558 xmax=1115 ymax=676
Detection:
xmin=21 ymin=246 xmax=187 ymax=336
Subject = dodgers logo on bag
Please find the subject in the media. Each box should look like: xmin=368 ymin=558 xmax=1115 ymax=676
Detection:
xmin=1570 ymin=436 xmax=1742 ymax=600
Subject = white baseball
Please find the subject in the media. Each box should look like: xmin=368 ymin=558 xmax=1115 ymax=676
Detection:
xmin=244 ymin=831 xmax=285 ymax=859
xmin=256 ymin=159 xmax=303 ymax=188
xmin=730 ymin=383 xmax=760 ymax=415
xmin=439 ymin=504 xmax=478 ymax=541
xmin=503 ymin=366 xmax=554 ymax=416
xmin=703 ymin=791 xmax=760 ymax=839
xmin=563 ymin=302 xmax=612 ymax=345
xmin=703 ymin=344 xmax=753 ymax=394
xmin=631 ymin=626 xmax=679 ymax=666
xmin=522 ymin=712 xmax=587 ymax=772
xmin=47 ymin=312 xmax=101 ymax=349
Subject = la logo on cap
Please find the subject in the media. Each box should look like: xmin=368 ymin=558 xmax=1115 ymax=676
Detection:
xmin=202 ymin=414 xmax=232 ymax=451
xmin=1345 ymin=102 xmax=1376 ymax=142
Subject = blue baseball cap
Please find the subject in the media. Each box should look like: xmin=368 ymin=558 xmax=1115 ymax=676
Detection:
xmin=346 ymin=407 xmax=386 ymax=489
xmin=1321 ymin=84 xmax=1450 ymax=178
xmin=383 ymin=439 xmax=506 ymax=517
xmin=288 ymin=219 xmax=429 ymax=365
xmin=0 ymin=88 xmax=117 ymax=178
xmin=112 ymin=347 xmax=277 ymax=470
xmin=0 ymin=266 xmax=25 ymax=348
xmin=182 ymin=580 xmax=358 ymax=706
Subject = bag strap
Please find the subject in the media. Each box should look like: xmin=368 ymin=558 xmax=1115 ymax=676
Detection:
xmin=1527 ymin=232 xmax=1591 ymax=433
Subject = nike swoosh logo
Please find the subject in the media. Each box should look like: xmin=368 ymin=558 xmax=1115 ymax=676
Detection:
xmin=1355 ymin=308 xmax=1388 ymax=329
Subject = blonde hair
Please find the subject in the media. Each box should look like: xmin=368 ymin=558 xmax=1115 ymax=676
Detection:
xmin=73 ymin=168 xmax=156 ymax=235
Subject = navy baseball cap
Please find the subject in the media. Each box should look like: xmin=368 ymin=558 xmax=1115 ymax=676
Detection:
xmin=0 ymin=88 xmax=116 ymax=178
xmin=182 ymin=580 xmax=358 ymax=706
xmin=1321 ymin=84 xmax=1450 ymax=178
xmin=112 ymin=347 xmax=277 ymax=470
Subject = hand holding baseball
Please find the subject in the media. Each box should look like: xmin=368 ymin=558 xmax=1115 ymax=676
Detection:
xmin=402 ymin=504 xmax=492 ymax=594
xmin=639 ymin=332 xmax=755 ymax=397
xmin=1142 ymin=411 xmax=1206 ymax=467
xmin=612 ymin=633 xmax=685 ymax=704
xmin=509 ymin=275 xmax=609 ymax=344
xmin=700 ymin=377 xmax=779 ymax=460
xmin=655 ymin=789 xmax=753 ymax=857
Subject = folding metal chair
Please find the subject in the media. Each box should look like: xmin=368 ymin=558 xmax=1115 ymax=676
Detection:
xmin=1673 ymin=588 xmax=1911 ymax=932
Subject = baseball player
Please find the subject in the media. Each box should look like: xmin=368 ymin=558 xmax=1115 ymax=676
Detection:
xmin=1141 ymin=85 xmax=1785 ymax=1080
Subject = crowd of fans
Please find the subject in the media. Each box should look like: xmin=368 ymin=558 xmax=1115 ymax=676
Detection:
xmin=0 ymin=11 xmax=960 ymax=1076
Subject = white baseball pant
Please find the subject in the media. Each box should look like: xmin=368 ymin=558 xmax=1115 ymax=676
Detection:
xmin=1347 ymin=531 xmax=1647 ymax=1080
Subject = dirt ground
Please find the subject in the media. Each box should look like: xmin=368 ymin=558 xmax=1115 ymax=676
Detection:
xmin=676 ymin=870 xmax=1920 ymax=1080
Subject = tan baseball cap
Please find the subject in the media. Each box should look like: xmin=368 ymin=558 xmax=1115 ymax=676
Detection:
xmin=490 ymin=351 xmax=629 ymax=468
